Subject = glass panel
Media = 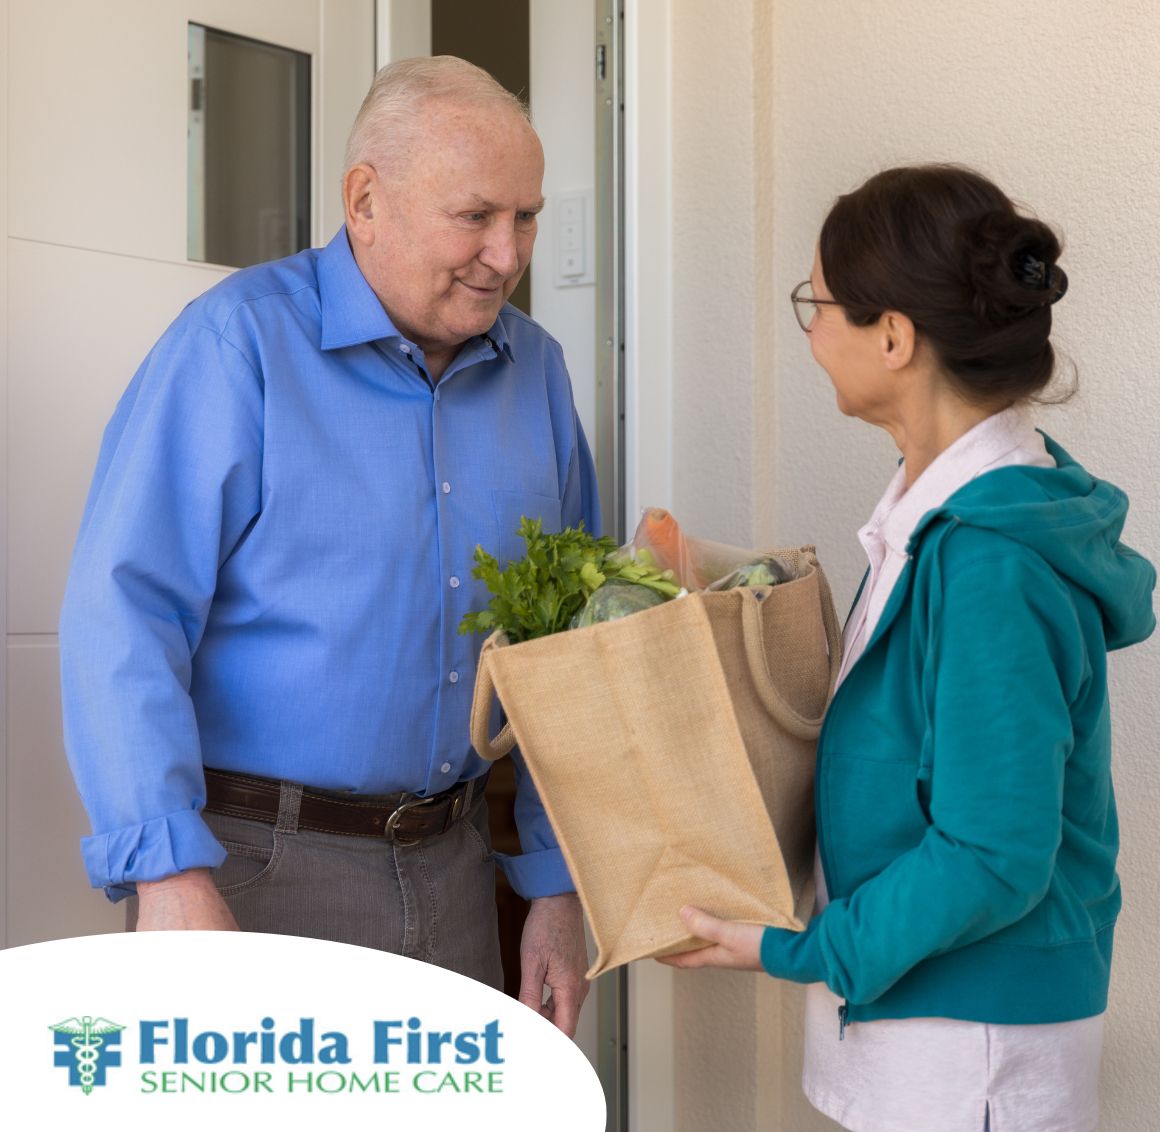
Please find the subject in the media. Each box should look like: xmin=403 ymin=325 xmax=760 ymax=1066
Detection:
xmin=187 ymin=24 xmax=311 ymax=268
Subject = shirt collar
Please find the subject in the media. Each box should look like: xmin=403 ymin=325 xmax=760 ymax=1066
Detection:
xmin=317 ymin=227 xmax=514 ymax=361
xmin=876 ymin=405 xmax=1044 ymax=556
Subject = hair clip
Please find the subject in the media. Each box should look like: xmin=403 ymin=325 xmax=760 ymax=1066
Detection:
xmin=1016 ymin=252 xmax=1049 ymax=289
xmin=1016 ymin=252 xmax=1067 ymax=304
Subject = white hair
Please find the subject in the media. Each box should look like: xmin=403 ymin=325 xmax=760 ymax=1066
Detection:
xmin=343 ymin=55 xmax=530 ymax=176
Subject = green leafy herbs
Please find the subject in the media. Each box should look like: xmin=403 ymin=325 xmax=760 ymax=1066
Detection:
xmin=458 ymin=517 xmax=680 ymax=643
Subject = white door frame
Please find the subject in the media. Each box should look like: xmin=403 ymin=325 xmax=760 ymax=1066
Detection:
xmin=623 ymin=7 xmax=677 ymax=1130
xmin=0 ymin=0 xmax=12 ymax=949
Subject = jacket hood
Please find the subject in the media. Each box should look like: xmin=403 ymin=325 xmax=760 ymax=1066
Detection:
xmin=907 ymin=433 xmax=1156 ymax=651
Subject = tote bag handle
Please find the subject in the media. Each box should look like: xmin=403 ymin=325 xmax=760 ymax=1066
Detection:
xmin=470 ymin=554 xmax=843 ymax=759
xmin=738 ymin=555 xmax=843 ymax=741
xmin=470 ymin=632 xmax=518 ymax=761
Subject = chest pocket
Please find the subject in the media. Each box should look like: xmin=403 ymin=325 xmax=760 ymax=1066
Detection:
xmin=491 ymin=490 xmax=564 ymax=565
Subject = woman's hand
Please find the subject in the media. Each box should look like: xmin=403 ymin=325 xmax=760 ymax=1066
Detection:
xmin=656 ymin=906 xmax=764 ymax=972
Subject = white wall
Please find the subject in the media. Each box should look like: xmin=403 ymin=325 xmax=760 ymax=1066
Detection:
xmin=668 ymin=1 xmax=763 ymax=545
xmin=529 ymin=0 xmax=598 ymax=444
xmin=649 ymin=1 xmax=1160 ymax=1129
xmin=665 ymin=3 xmax=786 ymax=1127
xmin=770 ymin=7 xmax=1160 ymax=1131
xmin=377 ymin=0 xmax=431 ymax=65
xmin=624 ymin=0 xmax=673 ymax=526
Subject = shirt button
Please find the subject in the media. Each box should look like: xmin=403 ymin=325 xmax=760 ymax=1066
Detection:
xmin=442 ymin=482 xmax=451 ymax=494
xmin=400 ymin=344 xmax=411 ymax=354
xmin=440 ymin=762 xmax=452 ymax=774
xmin=449 ymin=576 xmax=460 ymax=588
xmin=448 ymin=671 xmax=459 ymax=684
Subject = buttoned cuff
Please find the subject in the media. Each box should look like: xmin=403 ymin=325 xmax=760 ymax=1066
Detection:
xmin=82 ymin=809 xmax=228 ymax=902
xmin=760 ymin=920 xmax=827 ymax=984
xmin=495 ymin=847 xmax=575 ymax=899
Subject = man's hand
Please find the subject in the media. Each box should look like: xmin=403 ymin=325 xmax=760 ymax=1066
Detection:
xmin=135 ymin=868 xmax=240 ymax=932
xmin=518 ymin=893 xmax=589 ymax=1037
xmin=655 ymin=906 xmax=764 ymax=971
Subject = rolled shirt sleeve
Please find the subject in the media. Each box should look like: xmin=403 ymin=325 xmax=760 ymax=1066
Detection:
xmin=60 ymin=321 xmax=263 ymax=896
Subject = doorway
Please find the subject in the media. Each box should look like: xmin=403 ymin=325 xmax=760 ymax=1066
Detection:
xmin=375 ymin=0 xmax=623 ymax=1121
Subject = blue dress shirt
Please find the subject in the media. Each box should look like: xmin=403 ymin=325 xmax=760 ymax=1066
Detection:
xmin=60 ymin=228 xmax=600 ymax=901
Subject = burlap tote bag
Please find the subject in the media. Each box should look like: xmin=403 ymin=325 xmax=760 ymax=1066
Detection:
xmin=469 ymin=546 xmax=842 ymax=977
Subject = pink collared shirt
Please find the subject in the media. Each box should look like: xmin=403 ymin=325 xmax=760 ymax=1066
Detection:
xmin=804 ymin=406 xmax=1103 ymax=1132
xmin=836 ymin=405 xmax=1056 ymax=688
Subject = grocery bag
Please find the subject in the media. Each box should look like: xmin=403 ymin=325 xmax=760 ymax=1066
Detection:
xmin=469 ymin=546 xmax=841 ymax=977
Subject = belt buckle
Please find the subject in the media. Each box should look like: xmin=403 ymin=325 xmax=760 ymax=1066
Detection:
xmin=384 ymin=795 xmax=439 ymax=846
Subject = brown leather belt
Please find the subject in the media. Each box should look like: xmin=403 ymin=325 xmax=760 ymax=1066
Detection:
xmin=202 ymin=767 xmax=488 ymax=845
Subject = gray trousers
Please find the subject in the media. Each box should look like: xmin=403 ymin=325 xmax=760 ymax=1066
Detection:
xmin=130 ymin=778 xmax=504 ymax=990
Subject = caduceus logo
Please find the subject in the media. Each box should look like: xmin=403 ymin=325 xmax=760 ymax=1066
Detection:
xmin=49 ymin=1015 xmax=126 ymax=1094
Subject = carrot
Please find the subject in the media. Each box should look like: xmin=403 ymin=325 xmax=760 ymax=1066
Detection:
xmin=640 ymin=508 xmax=702 ymax=588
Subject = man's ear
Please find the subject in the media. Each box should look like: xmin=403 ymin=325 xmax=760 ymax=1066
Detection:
xmin=879 ymin=310 xmax=917 ymax=372
xmin=343 ymin=164 xmax=378 ymax=246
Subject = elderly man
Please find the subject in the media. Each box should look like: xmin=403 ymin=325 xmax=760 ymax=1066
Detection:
xmin=59 ymin=56 xmax=595 ymax=1036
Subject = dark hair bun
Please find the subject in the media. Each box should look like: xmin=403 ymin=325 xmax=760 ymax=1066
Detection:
xmin=958 ymin=210 xmax=1067 ymax=327
xmin=819 ymin=165 xmax=1070 ymax=405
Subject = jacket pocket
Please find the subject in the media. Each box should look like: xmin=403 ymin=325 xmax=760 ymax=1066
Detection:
xmin=822 ymin=752 xmax=931 ymax=897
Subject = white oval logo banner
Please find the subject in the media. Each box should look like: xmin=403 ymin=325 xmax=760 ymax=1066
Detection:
xmin=0 ymin=931 xmax=606 ymax=1131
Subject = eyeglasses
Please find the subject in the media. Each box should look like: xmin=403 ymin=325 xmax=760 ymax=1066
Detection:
xmin=790 ymin=280 xmax=842 ymax=332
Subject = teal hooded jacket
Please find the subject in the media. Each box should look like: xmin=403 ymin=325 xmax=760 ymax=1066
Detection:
xmin=760 ymin=435 xmax=1156 ymax=1027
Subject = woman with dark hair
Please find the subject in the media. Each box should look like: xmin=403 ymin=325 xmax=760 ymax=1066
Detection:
xmin=662 ymin=165 xmax=1156 ymax=1131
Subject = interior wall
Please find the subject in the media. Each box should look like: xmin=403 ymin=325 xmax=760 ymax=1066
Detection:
xmin=768 ymin=6 xmax=1160 ymax=1130
xmin=663 ymin=2 xmax=1160 ymax=1129
xmin=624 ymin=0 xmax=673 ymax=526
xmin=668 ymin=3 xmax=787 ymax=1126
xmin=529 ymin=0 xmax=597 ymax=444
xmin=668 ymin=1 xmax=759 ymax=545
xmin=378 ymin=0 xmax=431 ymax=62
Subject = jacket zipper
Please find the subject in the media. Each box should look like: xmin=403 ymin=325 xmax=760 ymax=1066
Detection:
xmin=817 ymin=560 xmax=922 ymax=1042
xmin=814 ymin=690 xmax=851 ymax=1041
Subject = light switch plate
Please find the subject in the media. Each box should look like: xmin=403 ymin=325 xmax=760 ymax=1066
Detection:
xmin=554 ymin=189 xmax=596 ymax=287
